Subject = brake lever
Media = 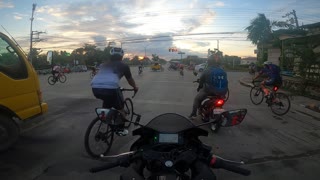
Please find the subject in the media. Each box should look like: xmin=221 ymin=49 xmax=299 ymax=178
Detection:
xmin=100 ymin=151 xmax=135 ymax=159
xmin=213 ymin=155 xmax=244 ymax=165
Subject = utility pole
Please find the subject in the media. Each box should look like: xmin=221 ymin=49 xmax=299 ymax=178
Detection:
xmin=29 ymin=3 xmax=45 ymax=65
xmin=292 ymin=10 xmax=299 ymax=28
xmin=282 ymin=9 xmax=299 ymax=28
xmin=178 ymin=51 xmax=185 ymax=61
xmin=217 ymin=40 xmax=219 ymax=50
xmin=29 ymin=3 xmax=36 ymax=64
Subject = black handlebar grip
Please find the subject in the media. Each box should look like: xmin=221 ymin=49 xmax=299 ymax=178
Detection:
xmin=90 ymin=162 xmax=120 ymax=173
xmin=220 ymin=161 xmax=251 ymax=176
xmin=211 ymin=158 xmax=251 ymax=176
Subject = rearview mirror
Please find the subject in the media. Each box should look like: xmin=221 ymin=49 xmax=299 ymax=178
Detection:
xmin=220 ymin=109 xmax=247 ymax=127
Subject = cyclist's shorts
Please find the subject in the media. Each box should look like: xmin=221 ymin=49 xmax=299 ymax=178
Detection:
xmin=92 ymin=88 xmax=124 ymax=109
xmin=265 ymin=78 xmax=282 ymax=87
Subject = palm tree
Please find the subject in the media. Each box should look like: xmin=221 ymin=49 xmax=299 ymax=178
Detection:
xmin=245 ymin=14 xmax=273 ymax=45
xmin=245 ymin=13 xmax=292 ymax=63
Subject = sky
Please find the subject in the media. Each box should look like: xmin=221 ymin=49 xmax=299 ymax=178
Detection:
xmin=0 ymin=0 xmax=319 ymax=60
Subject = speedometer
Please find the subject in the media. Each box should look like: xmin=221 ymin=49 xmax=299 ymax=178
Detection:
xmin=158 ymin=133 xmax=179 ymax=143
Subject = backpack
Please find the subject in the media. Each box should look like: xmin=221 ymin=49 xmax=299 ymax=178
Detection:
xmin=269 ymin=64 xmax=282 ymax=85
xmin=208 ymin=67 xmax=228 ymax=96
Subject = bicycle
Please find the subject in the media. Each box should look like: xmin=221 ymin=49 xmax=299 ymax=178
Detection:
xmin=90 ymin=70 xmax=97 ymax=79
xmin=84 ymin=88 xmax=141 ymax=158
xmin=138 ymin=67 xmax=143 ymax=75
xmin=250 ymin=80 xmax=291 ymax=116
xmin=47 ymin=72 xmax=67 ymax=85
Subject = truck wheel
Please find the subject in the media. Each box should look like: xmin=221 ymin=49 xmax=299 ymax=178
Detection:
xmin=0 ymin=114 xmax=19 ymax=152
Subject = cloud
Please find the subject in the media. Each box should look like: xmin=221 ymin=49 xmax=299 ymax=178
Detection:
xmin=214 ymin=1 xmax=225 ymax=7
xmin=0 ymin=1 xmax=14 ymax=9
xmin=92 ymin=35 xmax=107 ymax=47
xmin=12 ymin=12 xmax=27 ymax=20
xmin=14 ymin=15 xmax=22 ymax=20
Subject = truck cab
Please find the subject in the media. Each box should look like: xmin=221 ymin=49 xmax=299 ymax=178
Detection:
xmin=0 ymin=32 xmax=48 ymax=152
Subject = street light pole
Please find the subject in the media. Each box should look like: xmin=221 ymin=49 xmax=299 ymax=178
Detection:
xmin=144 ymin=44 xmax=150 ymax=57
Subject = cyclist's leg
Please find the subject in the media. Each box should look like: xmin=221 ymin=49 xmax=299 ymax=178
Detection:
xmin=92 ymin=88 xmax=114 ymax=108
xmin=261 ymin=79 xmax=274 ymax=96
xmin=114 ymin=89 xmax=126 ymax=119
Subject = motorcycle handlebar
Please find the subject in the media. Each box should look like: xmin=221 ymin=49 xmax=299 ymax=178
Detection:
xmin=90 ymin=153 xmax=133 ymax=173
xmin=210 ymin=157 xmax=251 ymax=176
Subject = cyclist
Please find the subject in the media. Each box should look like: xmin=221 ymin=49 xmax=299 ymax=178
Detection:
xmin=253 ymin=61 xmax=282 ymax=100
xmin=52 ymin=64 xmax=61 ymax=80
xmin=189 ymin=54 xmax=228 ymax=119
xmin=179 ymin=63 xmax=184 ymax=76
xmin=91 ymin=47 xmax=139 ymax=136
xmin=138 ymin=62 xmax=143 ymax=74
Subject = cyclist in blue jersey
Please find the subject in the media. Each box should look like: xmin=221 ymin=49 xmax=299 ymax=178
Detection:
xmin=253 ymin=61 xmax=282 ymax=97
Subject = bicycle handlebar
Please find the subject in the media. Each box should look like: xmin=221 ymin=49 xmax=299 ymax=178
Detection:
xmin=120 ymin=88 xmax=137 ymax=98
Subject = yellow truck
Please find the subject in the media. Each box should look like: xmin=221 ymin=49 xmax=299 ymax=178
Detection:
xmin=0 ymin=32 xmax=48 ymax=151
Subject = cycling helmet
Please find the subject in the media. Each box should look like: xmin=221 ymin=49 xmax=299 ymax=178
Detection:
xmin=263 ymin=61 xmax=272 ymax=65
xmin=110 ymin=47 xmax=124 ymax=57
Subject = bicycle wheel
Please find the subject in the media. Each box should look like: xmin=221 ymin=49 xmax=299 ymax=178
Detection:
xmin=224 ymin=89 xmax=230 ymax=102
xmin=270 ymin=92 xmax=291 ymax=116
xmin=59 ymin=74 xmax=67 ymax=83
xmin=250 ymin=87 xmax=264 ymax=105
xmin=123 ymin=98 xmax=134 ymax=128
xmin=47 ymin=76 xmax=56 ymax=85
xmin=84 ymin=117 xmax=114 ymax=158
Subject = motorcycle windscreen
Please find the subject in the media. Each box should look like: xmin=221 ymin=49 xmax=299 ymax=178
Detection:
xmin=145 ymin=113 xmax=195 ymax=133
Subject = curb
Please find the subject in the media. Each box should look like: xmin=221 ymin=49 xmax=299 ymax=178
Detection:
xmin=306 ymin=103 xmax=320 ymax=113
xmin=238 ymin=79 xmax=254 ymax=88
xmin=239 ymin=78 xmax=320 ymax=115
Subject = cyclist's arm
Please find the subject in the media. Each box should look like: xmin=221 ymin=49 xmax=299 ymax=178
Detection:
xmin=127 ymin=78 xmax=138 ymax=90
xmin=123 ymin=64 xmax=138 ymax=91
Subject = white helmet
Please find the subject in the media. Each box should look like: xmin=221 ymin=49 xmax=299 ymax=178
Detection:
xmin=263 ymin=61 xmax=272 ymax=65
xmin=110 ymin=47 xmax=124 ymax=56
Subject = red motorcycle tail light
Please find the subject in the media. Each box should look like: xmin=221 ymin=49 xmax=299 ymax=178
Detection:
xmin=215 ymin=99 xmax=225 ymax=107
xmin=273 ymin=86 xmax=279 ymax=91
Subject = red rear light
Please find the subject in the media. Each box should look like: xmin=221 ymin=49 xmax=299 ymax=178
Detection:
xmin=100 ymin=111 xmax=106 ymax=120
xmin=215 ymin=99 xmax=225 ymax=107
xmin=273 ymin=86 xmax=279 ymax=91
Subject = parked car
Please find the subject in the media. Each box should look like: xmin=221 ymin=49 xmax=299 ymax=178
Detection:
xmin=194 ymin=63 xmax=207 ymax=72
xmin=71 ymin=65 xmax=88 ymax=72
xmin=62 ymin=67 xmax=71 ymax=73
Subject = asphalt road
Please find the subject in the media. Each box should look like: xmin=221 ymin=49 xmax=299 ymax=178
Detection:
xmin=1 ymin=65 xmax=320 ymax=180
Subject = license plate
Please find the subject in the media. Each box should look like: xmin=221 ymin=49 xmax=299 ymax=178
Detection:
xmin=213 ymin=108 xmax=225 ymax=114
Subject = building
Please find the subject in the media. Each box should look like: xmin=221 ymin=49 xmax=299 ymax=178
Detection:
xmin=240 ymin=57 xmax=257 ymax=65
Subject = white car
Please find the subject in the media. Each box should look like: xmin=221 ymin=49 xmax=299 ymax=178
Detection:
xmin=194 ymin=63 xmax=207 ymax=72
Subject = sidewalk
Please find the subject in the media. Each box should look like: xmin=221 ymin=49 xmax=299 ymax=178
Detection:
xmin=239 ymin=76 xmax=320 ymax=119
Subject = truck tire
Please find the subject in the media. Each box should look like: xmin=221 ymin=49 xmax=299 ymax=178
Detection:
xmin=0 ymin=114 xmax=19 ymax=152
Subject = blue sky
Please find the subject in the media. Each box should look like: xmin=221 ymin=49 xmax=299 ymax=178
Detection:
xmin=0 ymin=0 xmax=319 ymax=59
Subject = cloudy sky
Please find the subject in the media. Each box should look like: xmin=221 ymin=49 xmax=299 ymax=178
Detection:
xmin=1 ymin=0 xmax=319 ymax=60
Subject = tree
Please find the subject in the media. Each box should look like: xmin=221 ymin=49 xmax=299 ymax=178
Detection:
xmin=245 ymin=14 xmax=292 ymax=63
